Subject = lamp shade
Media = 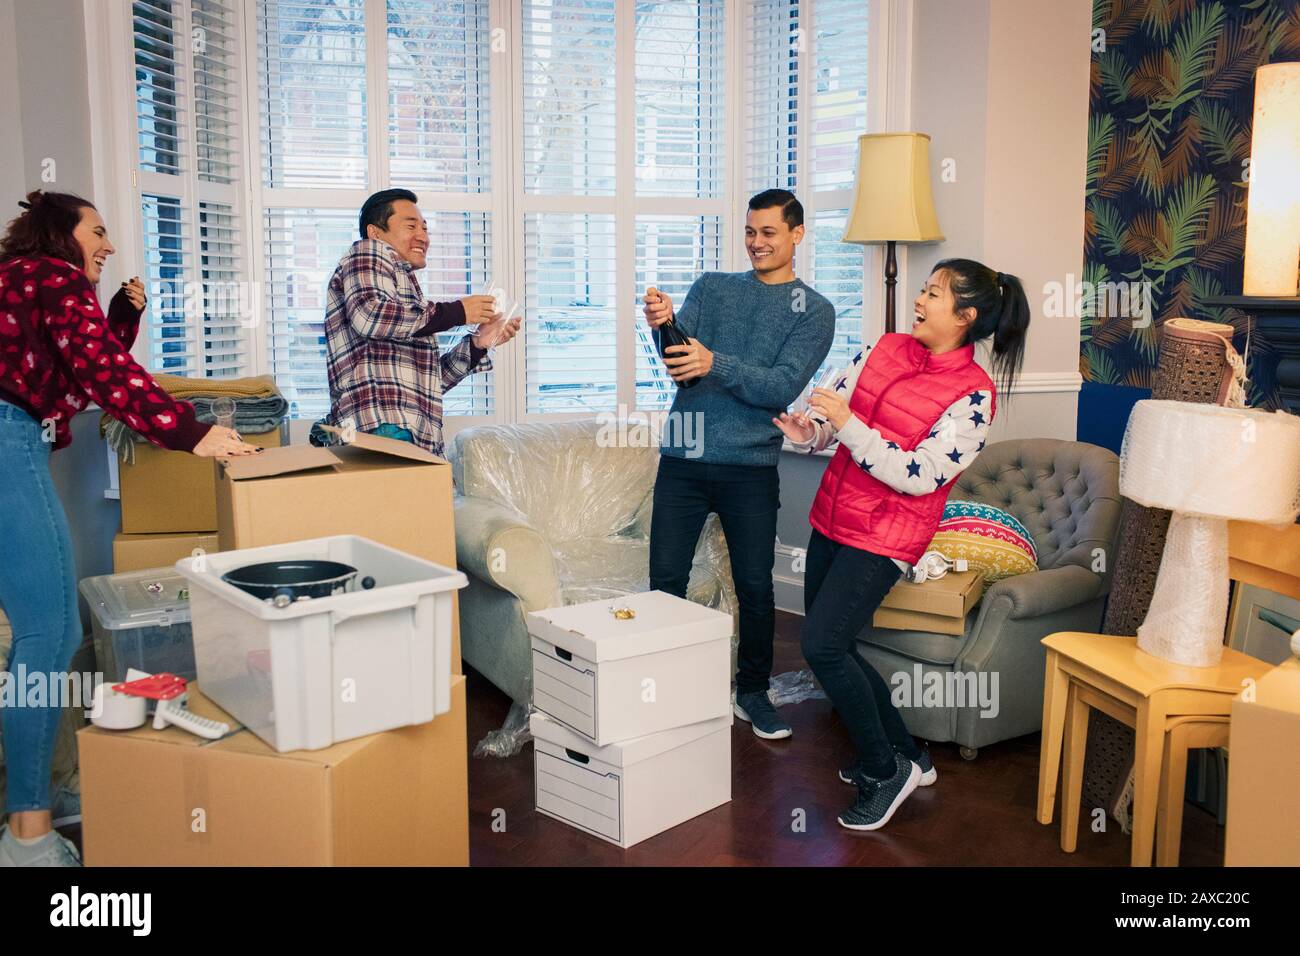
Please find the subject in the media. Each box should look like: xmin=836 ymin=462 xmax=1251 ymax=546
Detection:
xmin=1242 ymin=63 xmax=1300 ymax=296
xmin=841 ymin=133 xmax=945 ymax=244
xmin=1119 ymin=401 xmax=1300 ymax=523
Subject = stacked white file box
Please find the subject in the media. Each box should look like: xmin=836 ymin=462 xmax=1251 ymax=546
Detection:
xmin=527 ymin=590 xmax=733 ymax=848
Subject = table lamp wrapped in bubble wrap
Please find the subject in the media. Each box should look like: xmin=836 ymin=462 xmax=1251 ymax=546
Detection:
xmin=1119 ymin=401 xmax=1300 ymax=667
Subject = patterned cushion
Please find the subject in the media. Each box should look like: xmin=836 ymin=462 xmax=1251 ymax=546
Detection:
xmin=928 ymin=500 xmax=1039 ymax=584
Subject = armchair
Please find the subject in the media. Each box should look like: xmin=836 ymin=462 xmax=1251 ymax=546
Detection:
xmin=856 ymin=438 xmax=1122 ymax=757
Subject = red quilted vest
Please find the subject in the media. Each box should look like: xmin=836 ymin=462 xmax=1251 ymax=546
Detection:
xmin=808 ymin=333 xmax=997 ymax=563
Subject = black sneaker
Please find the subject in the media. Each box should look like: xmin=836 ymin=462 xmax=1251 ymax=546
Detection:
xmin=839 ymin=743 xmax=936 ymax=788
xmin=837 ymin=753 xmax=921 ymax=831
xmin=734 ymin=690 xmax=793 ymax=740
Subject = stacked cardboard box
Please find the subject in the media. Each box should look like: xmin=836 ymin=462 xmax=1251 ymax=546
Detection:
xmin=872 ymin=569 xmax=985 ymax=635
xmin=79 ymin=676 xmax=469 ymax=866
xmin=112 ymin=425 xmax=283 ymax=573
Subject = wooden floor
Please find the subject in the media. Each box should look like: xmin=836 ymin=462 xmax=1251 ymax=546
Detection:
xmin=467 ymin=609 xmax=1226 ymax=867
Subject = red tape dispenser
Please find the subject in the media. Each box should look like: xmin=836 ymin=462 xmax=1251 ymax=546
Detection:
xmin=112 ymin=672 xmax=230 ymax=739
xmin=112 ymin=672 xmax=187 ymax=701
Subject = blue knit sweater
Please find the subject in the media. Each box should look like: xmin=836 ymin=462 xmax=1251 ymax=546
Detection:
xmin=655 ymin=271 xmax=836 ymax=467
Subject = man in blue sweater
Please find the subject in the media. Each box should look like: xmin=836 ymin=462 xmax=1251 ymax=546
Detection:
xmin=644 ymin=189 xmax=836 ymax=739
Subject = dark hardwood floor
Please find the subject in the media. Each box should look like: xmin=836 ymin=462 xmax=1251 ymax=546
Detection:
xmin=467 ymin=609 xmax=1226 ymax=867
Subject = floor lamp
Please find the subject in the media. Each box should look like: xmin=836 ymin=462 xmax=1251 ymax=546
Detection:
xmin=841 ymin=133 xmax=945 ymax=334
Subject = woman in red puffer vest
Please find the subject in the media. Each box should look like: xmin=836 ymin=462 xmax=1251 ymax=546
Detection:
xmin=774 ymin=258 xmax=1030 ymax=832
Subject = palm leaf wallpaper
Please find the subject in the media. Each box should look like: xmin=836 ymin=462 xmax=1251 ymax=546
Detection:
xmin=1083 ymin=0 xmax=1300 ymax=406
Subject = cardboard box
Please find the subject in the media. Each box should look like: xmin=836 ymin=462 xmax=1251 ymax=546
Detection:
xmin=872 ymin=569 xmax=985 ymax=636
xmin=113 ymin=530 xmax=220 ymax=573
xmin=1225 ymin=657 xmax=1300 ymax=866
xmin=532 ymin=711 xmax=731 ymax=848
xmin=214 ymin=431 xmax=461 ymax=671
xmin=79 ymin=675 xmax=469 ymax=866
xmin=119 ymin=427 xmax=283 ymax=534
xmin=528 ymin=591 xmax=732 ymax=746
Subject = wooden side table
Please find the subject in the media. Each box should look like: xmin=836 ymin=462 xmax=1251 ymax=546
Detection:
xmin=1037 ymin=632 xmax=1269 ymax=867
xmin=1158 ymin=717 xmax=1229 ymax=867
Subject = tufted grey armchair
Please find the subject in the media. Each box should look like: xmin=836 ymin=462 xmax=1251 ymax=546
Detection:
xmin=856 ymin=438 xmax=1122 ymax=758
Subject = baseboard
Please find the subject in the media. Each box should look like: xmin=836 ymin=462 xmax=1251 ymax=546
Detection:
xmin=773 ymin=542 xmax=805 ymax=615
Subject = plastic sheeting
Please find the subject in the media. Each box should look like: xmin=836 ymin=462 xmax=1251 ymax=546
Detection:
xmin=455 ymin=419 xmax=743 ymax=758
xmin=765 ymin=669 xmax=826 ymax=707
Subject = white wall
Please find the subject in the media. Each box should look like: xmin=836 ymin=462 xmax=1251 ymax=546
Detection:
xmin=774 ymin=0 xmax=1093 ymax=610
xmin=3 ymin=0 xmax=120 ymax=613
xmin=11 ymin=0 xmax=95 ymax=196
xmin=0 ymin=0 xmax=24 ymax=193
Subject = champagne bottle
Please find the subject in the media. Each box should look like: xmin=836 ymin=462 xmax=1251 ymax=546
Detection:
xmin=657 ymin=313 xmax=698 ymax=389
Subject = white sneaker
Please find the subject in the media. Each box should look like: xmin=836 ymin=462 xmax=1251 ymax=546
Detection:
xmin=0 ymin=825 xmax=82 ymax=867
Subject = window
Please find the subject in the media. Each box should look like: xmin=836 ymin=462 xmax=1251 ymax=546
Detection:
xmin=114 ymin=0 xmax=875 ymax=425
xmin=520 ymin=0 xmax=728 ymax=415
xmin=747 ymin=0 xmax=870 ymax=380
xmin=257 ymin=0 xmax=495 ymax=421
xmin=131 ymin=0 xmax=248 ymax=378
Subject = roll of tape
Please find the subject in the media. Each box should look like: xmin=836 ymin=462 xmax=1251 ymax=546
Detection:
xmin=90 ymin=682 xmax=147 ymax=730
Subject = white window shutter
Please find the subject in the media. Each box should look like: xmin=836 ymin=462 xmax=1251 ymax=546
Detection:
xmin=524 ymin=213 xmax=618 ymax=414
xmin=522 ymin=0 xmax=618 ymax=196
xmin=257 ymin=0 xmax=368 ymax=189
xmin=386 ymin=0 xmax=492 ymax=193
xmin=634 ymin=0 xmax=726 ymax=199
xmin=262 ymin=209 xmax=356 ymax=421
xmin=746 ymin=0 xmax=800 ymax=194
xmin=634 ymin=215 xmax=723 ymax=411
xmin=811 ymin=0 xmax=868 ymax=191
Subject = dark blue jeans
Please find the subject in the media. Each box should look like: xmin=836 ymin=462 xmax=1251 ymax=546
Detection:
xmin=801 ymin=528 xmax=919 ymax=779
xmin=0 ymin=399 xmax=84 ymax=813
xmin=649 ymin=455 xmax=779 ymax=695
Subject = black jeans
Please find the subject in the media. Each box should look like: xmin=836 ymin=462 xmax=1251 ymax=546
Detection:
xmin=649 ymin=455 xmax=779 ymax=695
xmin=801 ymin=527 xmax=919 ymax=779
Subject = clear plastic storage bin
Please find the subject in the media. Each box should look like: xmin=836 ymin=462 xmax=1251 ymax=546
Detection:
xmin=78 ymin=568 xmax=196 ymax=684
xmin=176 ymin=535 xmax=466 ymax=752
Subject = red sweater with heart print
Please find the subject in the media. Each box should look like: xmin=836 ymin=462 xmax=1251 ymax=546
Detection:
xmin=0 ymin=256 xmax=208 ymax=451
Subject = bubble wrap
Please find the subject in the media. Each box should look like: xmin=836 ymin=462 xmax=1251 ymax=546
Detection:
xmin=1135 ymin=513 xmax=1232 ymax=666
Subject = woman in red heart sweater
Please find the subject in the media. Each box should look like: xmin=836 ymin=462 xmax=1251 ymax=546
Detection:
xmin=774 ymin=258 xmax=1030 ymax=832
xmin=0 ymin=192 xmax=261 ymax=867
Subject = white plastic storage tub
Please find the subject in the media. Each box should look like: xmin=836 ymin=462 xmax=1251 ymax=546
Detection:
xmin=527 ymin=590 xmax=732 ymax=746
xmin=531 ymin=711 xmax=732 ymax=848
xmin=176 ymin=535 xmax=466 ymax=752
xmin=79 ymin=568 xmax=196 ymax=683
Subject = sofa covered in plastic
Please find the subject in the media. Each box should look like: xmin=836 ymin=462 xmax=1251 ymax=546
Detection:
xmin=448 ymin=419 xmax=738 ymax=703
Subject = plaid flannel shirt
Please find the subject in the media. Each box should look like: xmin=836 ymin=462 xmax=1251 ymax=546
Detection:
xmin=323 ymin=238 xmax=491 ymax=456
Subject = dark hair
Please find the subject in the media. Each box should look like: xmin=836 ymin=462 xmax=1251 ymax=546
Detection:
xmin=359 ymin=188 xmax=418 ymax=240
xmin=931 ymin=258 xmax=1029 ymax=399
xmin=0 ymin=191 xmax=96 ymax=269
xmin=747 ymin=188 xmax=803 ymax=229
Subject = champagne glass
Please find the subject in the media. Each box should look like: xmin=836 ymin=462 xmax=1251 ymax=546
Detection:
xmin=212 ymin=396 xmax=236 ymax=431
xmin=800 ymin=364 xmax=846 ymax=423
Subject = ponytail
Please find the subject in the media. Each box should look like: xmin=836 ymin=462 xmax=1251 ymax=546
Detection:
xmin=933 ymin=258 xmax=1029 ymax=399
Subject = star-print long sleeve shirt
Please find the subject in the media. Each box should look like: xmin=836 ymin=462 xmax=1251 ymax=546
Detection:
xmin=789 ymin=344 xmax=993 ymax=497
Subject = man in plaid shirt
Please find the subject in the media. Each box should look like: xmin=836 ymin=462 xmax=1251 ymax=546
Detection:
xmin=320 ymin=189 xmax=520 ymax=455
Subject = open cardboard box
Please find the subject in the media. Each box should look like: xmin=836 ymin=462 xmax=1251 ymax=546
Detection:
xmin=78 ymin=676 xmax=469 ymax=866
xmin=214 ymin=428 xmax=461 ymax=670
